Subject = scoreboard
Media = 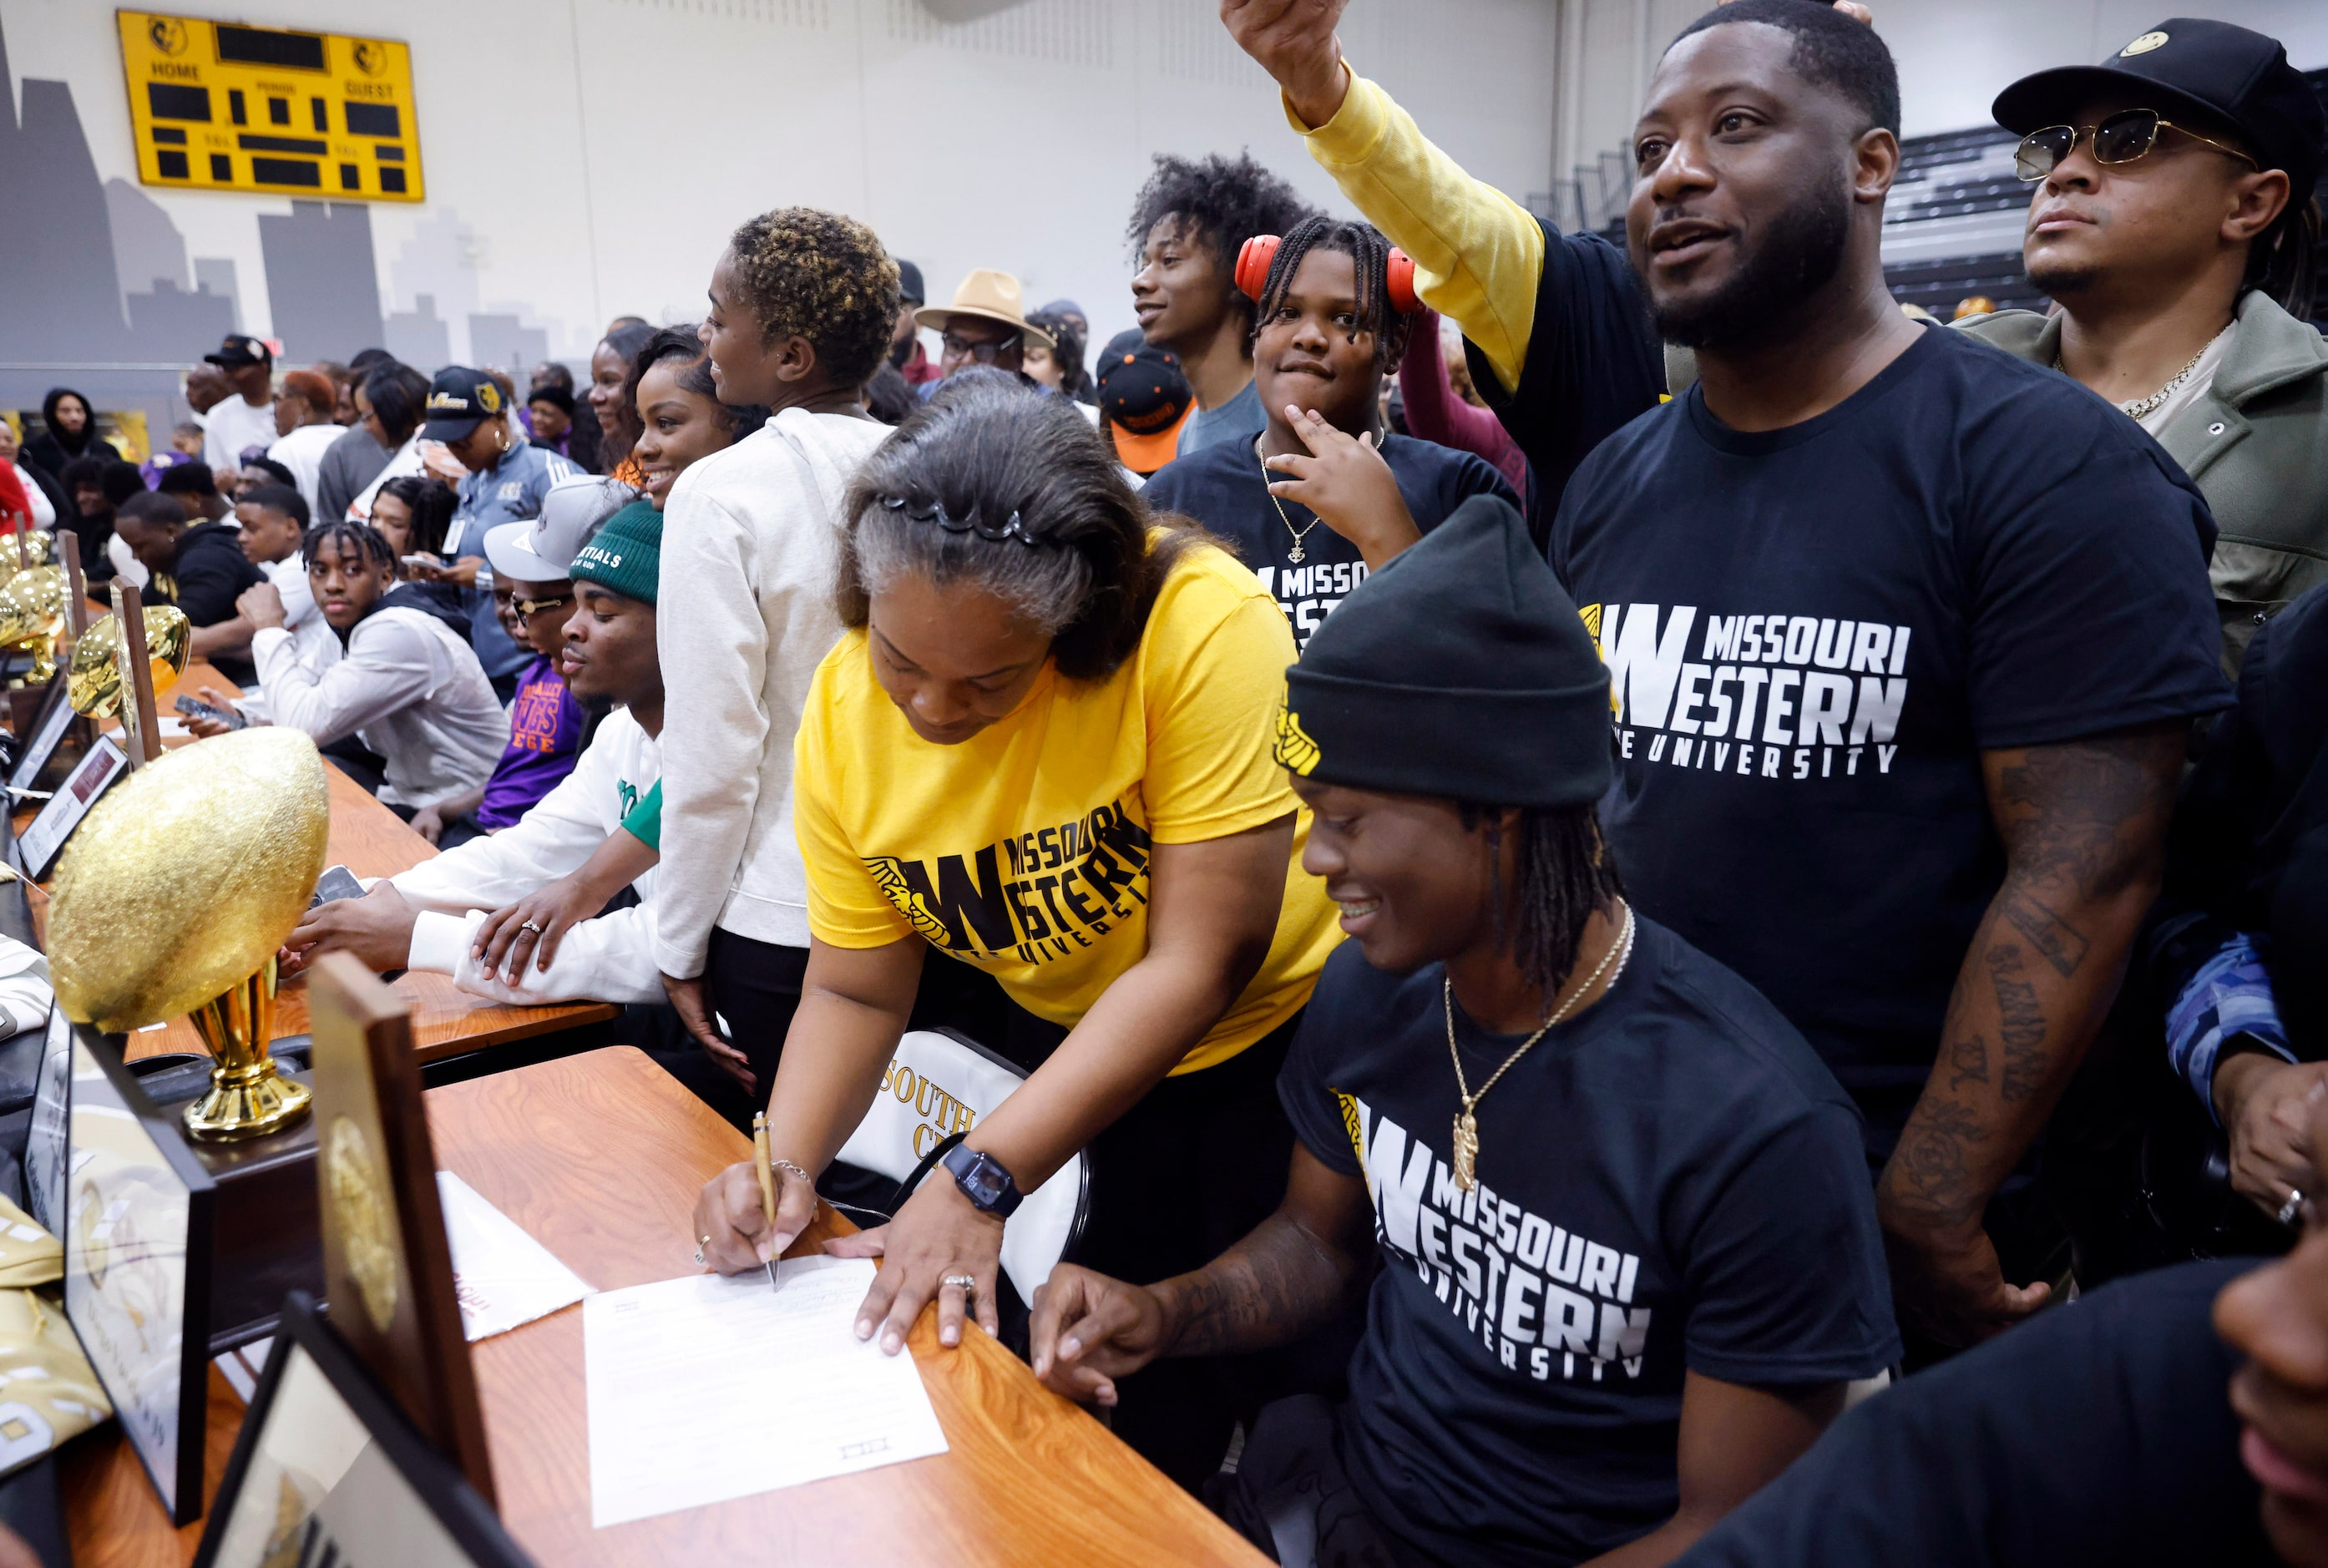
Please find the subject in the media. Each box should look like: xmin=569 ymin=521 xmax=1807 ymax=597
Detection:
xmin=117 ymin=11 xmax=424 ymax=203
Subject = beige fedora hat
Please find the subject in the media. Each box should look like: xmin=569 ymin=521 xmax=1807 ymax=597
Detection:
xmin=914 ymin=269 xmax=1056 ymax=351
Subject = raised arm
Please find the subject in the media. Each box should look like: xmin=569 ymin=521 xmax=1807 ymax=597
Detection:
xmin=1877 ymin=722 xmax=2184 ymax=1344
xmin=1030 ymin=1141 xmax=1378 ymax=1406
xmin=1222 ymin=0 xmax=1545 ymax=392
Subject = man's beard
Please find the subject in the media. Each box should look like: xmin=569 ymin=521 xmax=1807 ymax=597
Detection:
xmin=2023 ymin=253 xmax=2100 ymax=298
xmin=888 ymin=336 xmax=914 ymax=370
xmin=1643 ymin=178 xmax=1853 ymax=350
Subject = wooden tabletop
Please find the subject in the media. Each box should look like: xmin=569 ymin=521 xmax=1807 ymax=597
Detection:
xmin=21 ymin=658 xmax=616 ymax=1065
xmin=438 ymin=1048 xmax=1263 ymax=1567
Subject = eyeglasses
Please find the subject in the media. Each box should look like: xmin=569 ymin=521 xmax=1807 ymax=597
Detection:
xmin=510 ymin=592 xmax=570 ymax=624
xmin=2015 ymin=108 xmax=2260 ymax=181
xmin=942 ymin=333 xmax=1016 ymax=363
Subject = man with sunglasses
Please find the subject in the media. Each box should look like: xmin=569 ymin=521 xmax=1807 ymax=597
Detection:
xmin=913 ymin=269 xmax=1050 ymax=388
xmin=1965 ymin=18 xmax=2327 ymax=680
xmin=1227 ymin=0 xmax=2230 ymax=1358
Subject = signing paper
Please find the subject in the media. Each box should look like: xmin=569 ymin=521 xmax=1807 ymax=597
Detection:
xmin=584 ymin=1255 xmax=948 ymax=1527
xmin=437 ymin=1171 xmax=595 ymax=1341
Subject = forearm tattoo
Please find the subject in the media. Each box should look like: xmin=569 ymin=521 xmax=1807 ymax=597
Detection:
xmin=1162 ymin=1215 xmax=1365 ymax=1359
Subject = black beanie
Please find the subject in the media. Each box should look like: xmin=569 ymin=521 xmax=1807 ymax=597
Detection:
xmin=1274 ymin=496 xmax=1613 ymax=808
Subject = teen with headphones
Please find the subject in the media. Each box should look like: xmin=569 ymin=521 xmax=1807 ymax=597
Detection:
xmin=1141 ymin=215 xmax=1517 ymax=652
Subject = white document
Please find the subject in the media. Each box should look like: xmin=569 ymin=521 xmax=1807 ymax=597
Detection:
xmin=583 ymin=1256 xmax=949 ymax=1528
xmin=436 ymin=1171 xmax=595 ymax=1342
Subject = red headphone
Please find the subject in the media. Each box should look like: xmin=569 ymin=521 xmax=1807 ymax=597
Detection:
xmin=1235 ymin=235 xmax=1420 ymax=315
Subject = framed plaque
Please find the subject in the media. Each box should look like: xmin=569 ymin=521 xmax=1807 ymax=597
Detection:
xmin=6 ymin=676 xmax=80 ymax=797
xmin=63 ymin=1025 xmax=216 ymax=1524
xmin=15 ymin=734 xmax=128 ymax=881
xmin=23 ymin=1006 xmax=72 ymax=1235
xmin=308 ymin=953 xmax=494 ymax=1503
xmin=193 ymin=1292 xmax=532 ymax=1568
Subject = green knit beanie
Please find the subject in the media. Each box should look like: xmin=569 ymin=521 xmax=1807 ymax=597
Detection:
xmin=570 ymin=500 xmax=660 ymax=605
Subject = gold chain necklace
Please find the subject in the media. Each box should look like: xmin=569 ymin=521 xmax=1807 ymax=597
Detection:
xmin=1444 ymin=904 xmax=1637 ymax=1191
xmin=1255 ymin=436 xmax=1322 ymax=564
xmin=2056 ymin=324 xmax=2227 ymax=422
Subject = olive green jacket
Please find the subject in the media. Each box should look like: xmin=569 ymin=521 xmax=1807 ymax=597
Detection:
xmin=1956 ymin=292 xmax=2328 ymax=678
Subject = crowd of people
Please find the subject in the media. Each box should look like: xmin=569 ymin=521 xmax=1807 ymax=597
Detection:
xmin=10 ymin=1 xmax=2328 ymax=1562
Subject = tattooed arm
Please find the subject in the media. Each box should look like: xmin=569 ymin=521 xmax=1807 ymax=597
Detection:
xmin=1875 ymin=721 xmax=2185 ymax=1346
xmin=1030 ymin=1144 xmax=1377 ymax=1405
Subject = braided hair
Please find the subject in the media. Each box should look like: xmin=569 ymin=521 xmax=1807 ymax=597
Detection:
xmin=1250 ymin=215 xmax=1412 ymax=370
xmin=1460 ymin=802 xmax=1627 ymax=1008
xmin=300 ymin=518 xmax=397 ymax=574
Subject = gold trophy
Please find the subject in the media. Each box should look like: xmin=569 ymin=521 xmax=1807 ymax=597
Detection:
xmin=0 ymin=566 xmax=68 ymax=684
xmin=48 ymin=729 xmax=331 ymax=1141
xmin=66 ymin=605 xmax=190 ymax=717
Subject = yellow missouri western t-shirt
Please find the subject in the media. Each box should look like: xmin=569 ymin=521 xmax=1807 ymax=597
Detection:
xmin=794 ymin=540 xmax=1341 ymax=1075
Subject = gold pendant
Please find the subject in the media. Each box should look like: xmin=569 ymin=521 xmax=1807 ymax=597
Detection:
xmin=1288 ymin=544 xmax=1306 ymax=563
xmin=1453 ymin=1109 xmax=1479 ymax=1191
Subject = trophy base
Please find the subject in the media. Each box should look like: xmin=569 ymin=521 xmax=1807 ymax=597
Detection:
xmin=183 ymin=1065 xmax=313 ymax=1142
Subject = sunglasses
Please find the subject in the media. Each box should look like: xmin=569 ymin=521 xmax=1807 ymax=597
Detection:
xmin=2015 ymin=108 xmax=2260 ymax=181
xmin=943 ymin=333 xmax=1016 ymax=363
xmin=510 ymin=592 xmax=571 ymax=624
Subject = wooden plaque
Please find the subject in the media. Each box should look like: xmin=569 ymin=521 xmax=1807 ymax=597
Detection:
xmin=109 ymin=581 xmax=163 ymax=767
xmin=53 ymin=526 xmax=88 ymax=640
xmin=306 ymin=952 xmax=494 ymax=1504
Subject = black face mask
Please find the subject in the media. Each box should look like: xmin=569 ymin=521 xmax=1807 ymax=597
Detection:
xmin=1639 ymin=175 xmax=1854 ymax=352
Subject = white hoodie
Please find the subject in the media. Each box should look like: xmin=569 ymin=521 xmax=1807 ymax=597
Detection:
xmin=250 ymin=603 xmax=505 ymax=807
xmin=393 ymin=710 xmax=663 ymax=1004
xmin=653 ymin=407 xmax=891 ymax=975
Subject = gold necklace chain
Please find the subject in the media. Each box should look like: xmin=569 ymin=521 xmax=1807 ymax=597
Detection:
xmin=1443 ymin=904 xmax=1637 ymax=1191
xmin=2056 ymin=323 xmax=2228 ymax=422
xmin=1255 ymin=435 xmax=1322 ymax=564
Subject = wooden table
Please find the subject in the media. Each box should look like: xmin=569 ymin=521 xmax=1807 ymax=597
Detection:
xmin=67 ymin=1047 xmax=1267 ymax=1567
xmin=22 ymin=659 xmax=617 ymax=1065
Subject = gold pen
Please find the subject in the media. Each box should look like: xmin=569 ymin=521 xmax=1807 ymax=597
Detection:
xmin=752 ymin=1111 xmax=780 ymax=1289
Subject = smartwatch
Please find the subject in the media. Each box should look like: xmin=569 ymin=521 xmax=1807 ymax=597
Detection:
xmin=939 ymin=1142 xmax=1024 ymax=1218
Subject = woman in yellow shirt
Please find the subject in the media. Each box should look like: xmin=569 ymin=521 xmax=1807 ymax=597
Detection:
xmin=692 ymin=375 xmax=1340 ymax=1484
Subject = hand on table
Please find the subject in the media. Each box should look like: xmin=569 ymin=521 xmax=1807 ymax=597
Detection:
xmin=1880 ymin=1212 xmax=2050 ymax=1348
xmin=824 ymin=1171 xmax=1002 ymax=1353
xmin=694 ymin=1155 xmax=816 ymax=1271
xmin=1030 ymin=1264 xmax=1175 ymax=1409
xmin=2214 ymin=1052 xmax=2328 ymax=1221
xmin=234 ymin=580 xmax=286 ymax=632
xmin=660 ymin=971 xmax=753 ymax=1094
xmin=1263 ymin=407 xmax=1421 ymax=570
xmin=184 ymin=685 xmax=241 ymax=739
xmin=281 ymin=883 xmax=418 ymax=975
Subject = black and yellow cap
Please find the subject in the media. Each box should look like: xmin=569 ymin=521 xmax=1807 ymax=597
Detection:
xmin=420 ymin=366 xmax=504 ymax=443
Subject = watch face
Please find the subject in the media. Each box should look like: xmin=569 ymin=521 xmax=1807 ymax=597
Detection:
xmin=964 ymin=1156 xmax=1002 ymax=1204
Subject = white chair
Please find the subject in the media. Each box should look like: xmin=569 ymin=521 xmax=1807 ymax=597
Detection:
xmin=833 ymin=1028 xmax=1091 ymax=1307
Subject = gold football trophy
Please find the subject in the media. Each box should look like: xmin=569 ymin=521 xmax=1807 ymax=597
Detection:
xmin=48 ymin=729 xmax=331 ymax=1140
xmin=0 ymin=566 xmax=68 ymax=683
xmin=66 ymin=605 xmax=190 ymax=717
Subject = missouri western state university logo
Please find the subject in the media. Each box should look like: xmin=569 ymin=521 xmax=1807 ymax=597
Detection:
xmin=863 ymin=797 xmax=1155 ymax=966
xmin=1273 ymin=693 xmax=1321 ymax=776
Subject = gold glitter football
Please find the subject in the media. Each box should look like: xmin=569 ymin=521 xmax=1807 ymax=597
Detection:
xmin=48 ymin=728 xmax=330 ymax=1031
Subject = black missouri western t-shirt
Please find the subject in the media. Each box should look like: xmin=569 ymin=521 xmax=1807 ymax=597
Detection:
xmin=1279 ymin=926 xmax=1899 ymax=1568
xmin=1142 ymin=430 xmax=1516 ymax=650
xmin=1548 ymin=325 xmax=2229 ymax=1159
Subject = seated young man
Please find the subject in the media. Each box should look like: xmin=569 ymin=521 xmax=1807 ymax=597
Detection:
xmin=281 ymin=503 xmax=666 ymax=1006
xmin=205 ymin=482 xmax=339 ymax=675
xmin=185 ymin=519 xmax=505 ymax=820
xmin=112 ymin=489 xmax=264 ymax=685
xmin=1140 ymin=215 xmax=1516 ymax=650
xmin=1031 ymin=498 xmax=1897 ymax=1568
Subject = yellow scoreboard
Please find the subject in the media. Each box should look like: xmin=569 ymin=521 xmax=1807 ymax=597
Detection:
xmin=117 ymin=11 xmax=423 ymax=203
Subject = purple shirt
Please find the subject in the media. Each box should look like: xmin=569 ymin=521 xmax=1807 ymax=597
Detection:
xmin=476 ymin=655 xmax=585 ymax=829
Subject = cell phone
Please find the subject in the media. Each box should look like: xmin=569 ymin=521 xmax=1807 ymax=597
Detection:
xmin=401 ymin=554 xmax=436 ymax=568
xmin=174 ymin=693 xmax=245 ymax=731
xmin=309 ymin=864 xmax=365 ymax=908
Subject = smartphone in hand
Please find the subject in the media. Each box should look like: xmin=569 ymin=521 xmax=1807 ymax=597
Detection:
xmin=174 ymin=693 xmax=245 ymax=731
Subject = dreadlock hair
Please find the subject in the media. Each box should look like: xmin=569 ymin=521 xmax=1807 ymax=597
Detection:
xmin=300 ymin=518 xmax=397 ymax=574
xmin=1456 ymin=802 xmax=1627 ymax=1007
xmin=622 ymin=325 xmax=772 ymax=443
xmin=1250 ymin=215 xmax=1415 ymax=371
xmin=2250 ymin=193 xmax=2320 ymax=322
xmin=1124 ymin=152 xmax=1318 ymax=337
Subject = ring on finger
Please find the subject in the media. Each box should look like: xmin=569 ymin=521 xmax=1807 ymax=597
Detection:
xmin=518 ymin=921 xmax=543 ymax=936
xmin=2281 ymin=1188 xmax=2306 ymax=1228
xmin=940 ymin=1272 xmax=978 ymax=1296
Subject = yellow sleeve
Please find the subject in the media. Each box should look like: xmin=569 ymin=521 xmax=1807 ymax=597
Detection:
xmin=793 ymin=663 xmax=914 ymax=950
xmin=1141 ymin=563 xmax=1306 ymax=845
xmin=1288 ymin=65 xmax=1544 ymax=393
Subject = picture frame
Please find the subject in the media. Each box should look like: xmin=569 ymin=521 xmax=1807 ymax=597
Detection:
xmin=6 ymin=675 xmax=79 ymax=797
xmin=308 ymin=953 xmax=495 ymax=1503
xmin=192 ymin=1292 xmax=534 ymax=1568
xmin=14 ymin=732 xmax=128 ymax=881
xmin=23 ymin=1004 xmax=72 ymax=1236
xmin=62 ymin=1024 xmax=215 ymax=1525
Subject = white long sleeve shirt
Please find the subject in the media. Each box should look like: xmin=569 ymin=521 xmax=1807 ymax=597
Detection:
xmin=652 ymin=408 xmax=890 ymax=974
xmin=393 ymin=710 xmax=664 ymax=1004
xmin=250 ymin=602 xmax=505 ymax=807
xmin=262 ymin=555 xmax=340 ymax=672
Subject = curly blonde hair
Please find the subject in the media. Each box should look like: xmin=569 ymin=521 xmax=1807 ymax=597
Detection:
xmin=726 ymin=208 xmax=900 ymax=391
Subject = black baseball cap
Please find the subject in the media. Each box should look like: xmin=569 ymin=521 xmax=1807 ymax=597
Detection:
xmin=1098 ymin=346 xmax=1192 ymax=474
xmin=204 ymin=333 xmax=272 ymax=370
xmin=422 ymin=366 xmax=506 ymax=443
xmin=1992 ymin=20 xmax=2324 ymax=202
xmin=526 ymin=384 xmax=575 ymax=416
xmin=896 ymin=259 xmax=925 ymax=306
